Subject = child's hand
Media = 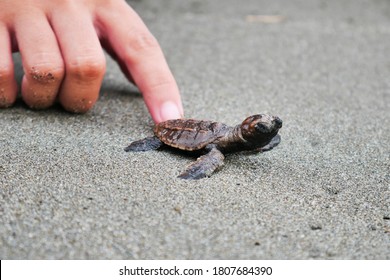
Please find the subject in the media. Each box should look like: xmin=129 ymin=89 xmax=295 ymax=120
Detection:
xmin=0 ymin=0 xmax=183 ymax=123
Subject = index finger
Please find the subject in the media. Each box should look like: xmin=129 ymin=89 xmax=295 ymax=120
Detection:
xmin=96 ymin=1 xmax=183 ymax=123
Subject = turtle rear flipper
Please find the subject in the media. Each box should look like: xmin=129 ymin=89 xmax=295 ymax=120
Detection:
xmin=178 ymin=148 xmax=225 ymax=180
xmin=125 ymin=136 xmax=164 ymax=152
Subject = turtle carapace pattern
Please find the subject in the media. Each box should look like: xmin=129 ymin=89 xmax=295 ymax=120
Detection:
xmin=125 ymin=114 xmax=282 ymax=180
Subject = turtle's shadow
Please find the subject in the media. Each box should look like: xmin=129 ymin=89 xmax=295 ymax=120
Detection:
xmin=162 ymin=145 xmax=275 ymax=163
xmin=154 ymin=146 xmax=203 ymax=160
xmin=154 ymin=146 xmax=268 ymax=163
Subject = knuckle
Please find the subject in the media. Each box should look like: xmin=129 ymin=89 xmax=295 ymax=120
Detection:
xmin=0 ymin=64 xmax=15 ymax=84
xmin=67 ymin=55 xmax=106 ymax=82
xmin=25 ymin=63 xmax=65 ymax=85
xmin=23 ymin=93 xmax=56 ymax=110
xmin=0 ymin=97 xmax=15 ymax=108
xmin=0 ymin=64 xmax=18 ymax=108
xmin=0 ymin=98 xmax=15 ymax=108
xmin=0 ymin=90 xmax=16 ymax=108
xmin=56 ymin=0 xmax=79 ymax=8
xmin=22 ymin=84 xmax=58 ymax=110
xmin=61 ymin=96 xmax=97 ymax=114
xmin=127 ymin=31 xmax=160 ymax=55
xmin=97 ymin=0 xmax=116 ymax=8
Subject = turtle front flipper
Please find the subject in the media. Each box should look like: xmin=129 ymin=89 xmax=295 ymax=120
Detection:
xmin=259 ymin=134 xmax=281 ymax=152
xmin=178 ymin=147 xmax=225 ymax=180
xmin=125 ymin=136 xmax=164 ymax=152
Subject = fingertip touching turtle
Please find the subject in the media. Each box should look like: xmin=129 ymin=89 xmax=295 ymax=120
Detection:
xmin=125 ymin=114 xmax=282 ymax=180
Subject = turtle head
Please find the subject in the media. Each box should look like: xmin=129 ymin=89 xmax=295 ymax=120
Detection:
xmin=240 ymin=114 xmax=282 ymax=147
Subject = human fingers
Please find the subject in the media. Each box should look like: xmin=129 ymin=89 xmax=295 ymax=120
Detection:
xmin=13 ymin=11 xmax=64 ymax=109
xmin=0 ymin=24 xmax=17 ymax=108
xmin=96 ymin=1 xmax=183 ymax=123
xmin=50 ymin=5 xmax=106 ymax=113
xmin=101 ymin=39 xmax=135 ymax=84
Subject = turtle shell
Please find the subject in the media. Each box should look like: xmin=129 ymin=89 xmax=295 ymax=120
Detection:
xmin=154 ymin=119 xmax=228 ymax=151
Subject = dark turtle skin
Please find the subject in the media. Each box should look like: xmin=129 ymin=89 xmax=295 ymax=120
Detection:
xmin=125 ymin=114 xmax=282 ymax=180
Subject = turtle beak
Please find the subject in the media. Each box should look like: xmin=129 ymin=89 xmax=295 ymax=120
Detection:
xmin=274 ymin=117 xmax=283 ymax=129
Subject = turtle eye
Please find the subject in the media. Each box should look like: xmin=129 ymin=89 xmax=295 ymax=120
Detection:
xmin=255 ymin=123 xmax=269 ymax=133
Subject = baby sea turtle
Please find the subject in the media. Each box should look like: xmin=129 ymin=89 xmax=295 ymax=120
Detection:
xmin=125 ymin=114 xmax=282 ymax=180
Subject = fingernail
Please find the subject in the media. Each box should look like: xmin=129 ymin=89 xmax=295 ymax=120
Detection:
xmin=160 ymin=101 xmax=182 ymax=121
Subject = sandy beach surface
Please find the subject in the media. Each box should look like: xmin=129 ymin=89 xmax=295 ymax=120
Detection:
xmin=1 ymin=0 xmax=389 ymax=259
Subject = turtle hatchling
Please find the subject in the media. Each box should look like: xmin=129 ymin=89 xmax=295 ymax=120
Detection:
xmin=125 ymin=114 xmax=282 ymax=180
